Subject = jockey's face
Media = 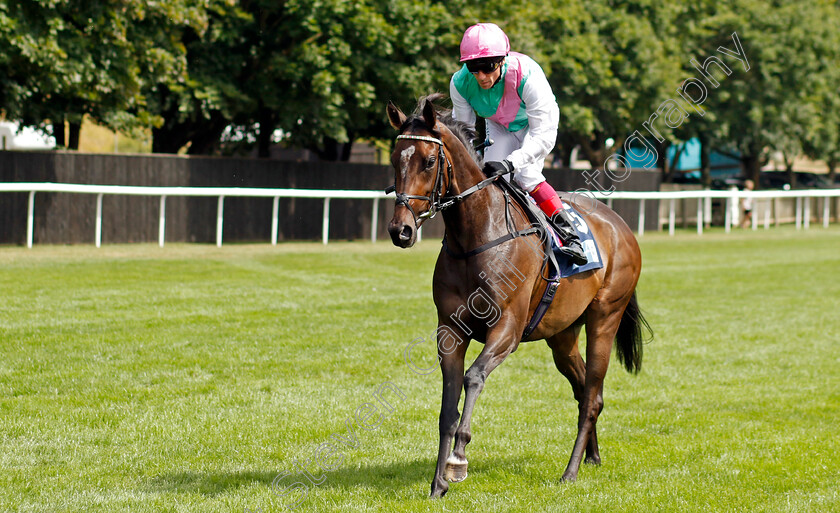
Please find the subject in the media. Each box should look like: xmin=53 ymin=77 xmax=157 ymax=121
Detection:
xmin=474 ymin=67 xmax=502 ymax=89
xmin=467 ymin=57 xmax=504 ymax=89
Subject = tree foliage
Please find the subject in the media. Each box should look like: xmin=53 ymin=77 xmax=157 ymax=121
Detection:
xmin=148 ymin=0 xmax=456 ymax=156
xmin=0 ymin=0 xmax=208 ymax=148
xmin=684 ymin=0 xmax=840 ymax=185
xmin=1 ymin=0 xmax=838 ymax=174
xmin=537 ymin=0 xmax=684 ymax=168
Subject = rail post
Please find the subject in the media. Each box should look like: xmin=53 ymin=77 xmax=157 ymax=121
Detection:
xmin=322 ymin=197 xmax=330 ymax=245
xmin=158 ymin=195 xmax=166 ymax=247
xmin=795 ymin=197 xmax=802 ymax=229
xmin=823 ymin=196 xmax=830 ymax=228
xmin=216 ymin=196 xmax=224 ymax=247
xmin=696 ymin=198 xmax=703 ymax=235
xmin=763 ymin=199 xmax=770 ymax=230
xmin=27 ymin=191 xmax=35 ymax=248
xmin=804 ymin=197 xmax=811 ymax=229
xmin=371 ymin=198 xmax=379 ymax=243
xmin=271 ymin=196 xmax=280 ymax=246
xmin=95 ymin=193 xmax=104 ymax=248
xmin=668 ymin=198 xmax=676 ymax=236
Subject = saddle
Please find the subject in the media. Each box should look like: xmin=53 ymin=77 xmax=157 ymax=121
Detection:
xmin=493 ymin=178 xmax=603 ymax=338
xmin=439 ymin=171 xmax=603 ymax=339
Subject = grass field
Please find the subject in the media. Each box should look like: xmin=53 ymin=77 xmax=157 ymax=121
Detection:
xmin=2 ymin=227 xmax=839 ymax=512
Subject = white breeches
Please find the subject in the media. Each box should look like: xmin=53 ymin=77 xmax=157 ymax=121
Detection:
xmin=484 ymin=120 xmax=546 ymax=192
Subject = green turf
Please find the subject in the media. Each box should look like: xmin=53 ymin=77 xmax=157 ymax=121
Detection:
xmin=1 ymin=226 xmax=839 ymax=512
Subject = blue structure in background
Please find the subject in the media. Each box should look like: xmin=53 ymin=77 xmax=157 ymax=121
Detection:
xmin=708 ymin=148 xmax=741 ymax=176
xmin=622 ymin=137 xmax=741 ymax=180
xmin=668 ymin=138 xmax=701 ymax=171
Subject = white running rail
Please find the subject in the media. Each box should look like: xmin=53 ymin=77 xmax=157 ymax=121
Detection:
xmin=2 ymin=182 xmax=839 ymax=248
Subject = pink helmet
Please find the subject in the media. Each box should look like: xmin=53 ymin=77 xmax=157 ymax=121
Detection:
xmin=459 ymin=23 xmax=510 ymax=62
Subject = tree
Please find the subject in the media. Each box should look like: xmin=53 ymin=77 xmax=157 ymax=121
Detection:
xmin=260 ymin=0 xmax=455 ymax=159
xmin=534 ymin=0 xmax=684 ymax=169
xmin=0 ymin=0 xmax=72 ymax=143
xmin=0 ymin=0 xmax=210 ymax=149
xmin=802 ymin=92 xmax=840 ymax=182
xmin=689 ymin=0 xmax=840 ymax=187
xmin=147 ymin=0 xmax=457 ymax=158
xmin=799 ymin=3 xmax=840 ymax=182
xmin=146 ymin=0 xmax=248 ymax=154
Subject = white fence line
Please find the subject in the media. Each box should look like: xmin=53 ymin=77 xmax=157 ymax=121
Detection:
xmin=2 ymin=182 xmax=839 ymax=248
xmin=3 ymin=182 xmax=388 ymax=248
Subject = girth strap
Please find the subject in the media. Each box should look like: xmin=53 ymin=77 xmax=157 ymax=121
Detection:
xmin=442 ymin=227 xmax=540 ymax=259
xmin=489 ymin=177 xmax=565 ymax=339
xmin=521 ymin=272 xmax=561 ymax=339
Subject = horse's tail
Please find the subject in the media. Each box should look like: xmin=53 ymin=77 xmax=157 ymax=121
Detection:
xmin=615 ymin=291 xmax=652 ymax=374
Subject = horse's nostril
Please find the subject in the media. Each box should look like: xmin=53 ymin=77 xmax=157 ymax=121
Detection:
xmin=399 ymin=225 xmax=413 ymax=241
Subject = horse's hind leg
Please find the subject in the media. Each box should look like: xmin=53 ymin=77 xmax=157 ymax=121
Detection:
xmin=561 ymin=305 xmax=625 ymax=482
xmin=546 ymin=326 xmax=601 ymax=466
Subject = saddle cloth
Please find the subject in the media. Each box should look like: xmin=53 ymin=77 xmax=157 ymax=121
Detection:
xmin=547 ymin=202 xmax=604 ymax=278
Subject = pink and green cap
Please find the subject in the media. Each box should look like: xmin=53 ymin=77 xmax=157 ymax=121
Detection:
xmin=459 ymin=23 xmax=510 ymax=62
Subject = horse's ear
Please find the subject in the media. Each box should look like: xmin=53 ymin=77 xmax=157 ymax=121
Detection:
xmin=386 ymin=101 xmax=406 ymax=130
xmin=422 ymin=98 xmax=437 ymax=130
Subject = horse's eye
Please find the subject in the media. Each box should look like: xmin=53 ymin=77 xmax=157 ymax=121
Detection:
xmin=425 ymin=156 xmax=436 ymax=169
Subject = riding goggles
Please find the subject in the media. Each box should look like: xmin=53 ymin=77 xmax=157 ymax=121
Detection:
xmin=466 ymin=57 xmax=503 ymax=75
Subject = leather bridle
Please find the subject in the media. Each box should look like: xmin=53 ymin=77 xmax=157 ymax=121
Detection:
xmin=385 ymin=134 xmax=452 ymax=224
xmin=386 ymin=133 xmax=505 ymax=224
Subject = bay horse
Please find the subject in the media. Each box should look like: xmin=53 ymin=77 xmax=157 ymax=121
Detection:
xmin=385 ymin=94 xmax=650 ymax=498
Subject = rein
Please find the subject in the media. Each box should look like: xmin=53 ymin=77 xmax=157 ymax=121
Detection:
xmin=387 ymin=134 xmax=503 ymax=223
xmin=388 ymin=131 xmax=539 ymax=260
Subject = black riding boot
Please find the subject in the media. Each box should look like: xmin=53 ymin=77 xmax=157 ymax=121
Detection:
xmin=550 ymin=209 xmax=588 ymax=266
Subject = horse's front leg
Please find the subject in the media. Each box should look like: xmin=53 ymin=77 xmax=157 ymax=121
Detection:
xmin=430 ymin=332 xmax=469 ymax=498
xmin=446 ymin=319 xmax=519 ymax=483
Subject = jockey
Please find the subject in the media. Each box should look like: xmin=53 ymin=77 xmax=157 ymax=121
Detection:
xmin=450 ymin=22 xmax=587 ymax=265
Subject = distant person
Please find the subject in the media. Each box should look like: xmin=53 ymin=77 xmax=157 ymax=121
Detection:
xmin=739 ymin=179 xmax=754 ymax=228
xmin=450 ymin=22 xmax=587 ymax=265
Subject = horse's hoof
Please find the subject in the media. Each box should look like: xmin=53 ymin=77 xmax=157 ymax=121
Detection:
xmin=584 ymin=455 xmax=601 ymax=466
xmin=560 ymin=472 xmax=578 ymax=483
xmin=445 ymin=456 xmax=468 ymax=482
xmin=430 ymin=478 xmax=449 ymax=498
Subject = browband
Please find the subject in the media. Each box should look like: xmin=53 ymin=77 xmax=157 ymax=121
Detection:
xmin=396 ymin=134 xmax=443 ymax=145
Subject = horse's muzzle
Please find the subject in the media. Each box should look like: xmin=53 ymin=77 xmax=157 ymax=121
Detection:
xmin=388 ymin=219 xmax=416 ymax=248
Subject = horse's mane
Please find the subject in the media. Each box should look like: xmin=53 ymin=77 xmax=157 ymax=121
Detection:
xmin=403 ymin=93 xmax=480 ymax=164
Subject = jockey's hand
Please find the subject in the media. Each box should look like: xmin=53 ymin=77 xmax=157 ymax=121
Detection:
xmin=483 ymin=159 xmax=514 ymax=177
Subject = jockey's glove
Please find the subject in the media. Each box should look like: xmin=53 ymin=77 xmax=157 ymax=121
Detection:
xmin=483 ymin=159 xmax=514 ymax=177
